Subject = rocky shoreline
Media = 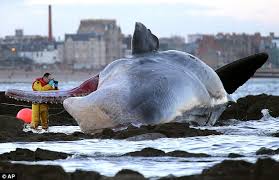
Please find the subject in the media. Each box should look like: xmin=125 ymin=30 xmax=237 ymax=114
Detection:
xmin=1 ymin=92 xmax=279 ymax=179
xmin=218 ymin=94 xmax=279 ymax=123
xmin=1 ymin=147 xmax=279 ymax=180
xmin=0 ymin=115 xmax=221 ymax=142
xmin=1 ymin=92 xmax=279 ymax=142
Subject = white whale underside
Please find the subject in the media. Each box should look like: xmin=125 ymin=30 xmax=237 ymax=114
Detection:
xmin=63 ymin=50 xmax=229 ymax=133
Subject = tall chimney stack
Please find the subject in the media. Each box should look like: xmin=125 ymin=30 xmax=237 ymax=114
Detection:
xmin=48 ymin=5 xmax=53 ymax=41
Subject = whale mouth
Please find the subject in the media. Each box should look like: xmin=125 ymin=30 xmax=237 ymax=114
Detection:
xmin=63 ymin=96 xmax=117 ymax=133
xmin=5 ymin=74 xmax=99 ymax=104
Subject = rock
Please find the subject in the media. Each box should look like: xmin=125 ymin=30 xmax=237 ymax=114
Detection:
xmin=35 ymin=148 xmax=70 ymax=160
xmin=1 ymin=156 xmax=279 ymax=180
xmin=70 ymin=170 xmax=101 ymax=180
xmin=0 ymin=161 xmax=70 ymax=180
xmin=166 ymin=150 xmax=210 ymax=157
xmin=228 ymin=153 xmax=245 ymax=158
xmin=160 ymin=158 xmax=279 ymax=180
xmin=256 ymin=147 xmax=279 ymax=155
xmin=124 ymin=148 xmax=165 ymax=157
xmin=123 ymin=148 xmax=211 ymax=157
xmin=0 ymin=129 xmax=100 ymax=143
xmin=202 ymin=160 xmax=253 ymax=177
xmin=272 ymin=132 xmax=279 ymax=137
xmin=91 ymin=122 xmax=220 ymax=140
xmin=0 ymin=121 xmax=220 ymax=142
xmin=126 ymin=133 xmax=167 ymax=141
xmin=253 ymin=158 xmax=279 ymax=179
xmin=219 ymin=94 xmax=279 ymax=122
xmin=0 ymin=161 xmax=146 ymax=180
xmin=0 ymin=148 xmax=71 ymax=161
xmin=114 ymin=169 xmax=146 ymax=180
xmin=0 ymin=148 xmax=34 ymax=161
xmin=0 ymin=115 xmax=24 ymax=135
xmin=153 ymin=122 xmax=220 ymax=138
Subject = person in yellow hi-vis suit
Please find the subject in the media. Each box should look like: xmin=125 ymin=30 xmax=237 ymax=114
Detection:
xmin=31 ymin=73 xmax=58 ymax=130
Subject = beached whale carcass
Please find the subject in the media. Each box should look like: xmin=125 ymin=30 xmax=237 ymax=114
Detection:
xmin=6 ymin=22 xmax=268 ymax=133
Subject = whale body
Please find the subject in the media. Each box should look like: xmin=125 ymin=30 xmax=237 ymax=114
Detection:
xmin=5 ymin=22 xmax=268 ymax=134
xmin=63 ymin=50 xmax=229 ymax=133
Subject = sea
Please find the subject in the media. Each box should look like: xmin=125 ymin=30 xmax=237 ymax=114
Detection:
xmin=0 ymin=78 xmax=279 ymax=178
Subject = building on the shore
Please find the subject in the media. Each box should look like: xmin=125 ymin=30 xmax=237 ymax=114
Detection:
xmin=0 ymin=29 xmax=61 ymax=65
xmin=61 ymin=19 xmax=125 ymax=69
xmin=159 ymin=36 xmax=186 ymax=51
xmin=3 ymin=29 xmax=49 ymax=45
xmin=18 ymin=43 xmax=59 ymax=64
xmin=0 ymin=45 xmax=4 ymax=61
xmin=122 ymin=35 xmax=132 ymax=57
xmin=187 ymin=34 xmax=203 ymax=43
xmin=187 ymin=32 xmax=274 ymax=69
xmin=0 ymin=45 xmax=16 ymax=61
xmin=0 ymin=37 xmax=3 ymax=44
xmin=265 ymin=33 xmax=279 ymax=68
xmin=63 ymin=33 xmax=106 ymax=69
xmin=78 ymin=19 xmax=124 ymax=64
xmin=271 ymin=33 xmax=279 ymax=48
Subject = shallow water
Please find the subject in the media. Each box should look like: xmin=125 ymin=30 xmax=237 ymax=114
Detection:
xmin=0 ymin=111 xmax=279 ymax=178
xmin=1 ymin=78 xmax=279 ymax=178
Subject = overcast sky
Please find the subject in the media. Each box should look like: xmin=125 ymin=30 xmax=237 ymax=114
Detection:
xmin=1 ymin=0 xmax=278 ymax=40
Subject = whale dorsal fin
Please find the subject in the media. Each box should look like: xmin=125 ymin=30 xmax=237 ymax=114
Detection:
xmin=132 ymin=22 xmax=159 ymax=55
xmin=216 ymin=52 xmax=268 ymax=94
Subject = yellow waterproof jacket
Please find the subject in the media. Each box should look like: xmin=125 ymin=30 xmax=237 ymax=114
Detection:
xmin=31 ymin=78 xmax=56 ymax=129
xmin=32 ymin=78 xmax=55 ymax=91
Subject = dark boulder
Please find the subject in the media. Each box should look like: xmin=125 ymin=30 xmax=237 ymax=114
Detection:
xmin=256 ymin=147 xmax=279 ymax=155
xmin=219 ymin=94 xmax=279 ymax=123
xmin=114 ymin=169 xmax=146 ymax=180
xmin=123 ymin=147 xmax=210 ymax=157
xmin=228 ymin=153 xmax=245 ymax=158
xmin=0 ymin=148 xmax=71 ymax=161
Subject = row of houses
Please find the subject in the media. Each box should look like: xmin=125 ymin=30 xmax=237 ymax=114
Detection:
xmin=0 ymin=19 xmax=128 ymax=70
xmin=160 ymin=33 xmax=279 ymax=69
xmin=1 ymin=19 xmax=279 ymax=69
xmin=62 ymin=19 xmax=125 ymax=69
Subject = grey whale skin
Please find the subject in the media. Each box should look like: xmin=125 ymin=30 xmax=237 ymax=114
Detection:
xmin=63 ymin=22 xmax=267 ymax=133
xmin=5 ymin=22 xmax=268 ymax=133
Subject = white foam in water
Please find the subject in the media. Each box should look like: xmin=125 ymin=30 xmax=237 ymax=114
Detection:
xmin=23 ymin=125 xmax=81 ymax=134
xmin=197 ymin=109 xmax=279 ymax=136
xmin=1 ymin=134 xmax=279 ymax=178
xmin=1 ymin=78 xmax=279 ymax=178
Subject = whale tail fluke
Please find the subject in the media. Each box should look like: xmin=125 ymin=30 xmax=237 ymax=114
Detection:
xmin=216 ymin=52 xmax=268 ymax=94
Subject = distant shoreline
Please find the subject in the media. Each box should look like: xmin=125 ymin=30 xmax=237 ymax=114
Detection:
xmin=0 ymin=69 xmax=100 ymax=83
xmin=0 ymin=69 xmax=278 ymax=83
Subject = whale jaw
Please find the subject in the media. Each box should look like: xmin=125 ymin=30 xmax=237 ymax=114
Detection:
xmin=63 ymin=96 xmax=116 ymax=134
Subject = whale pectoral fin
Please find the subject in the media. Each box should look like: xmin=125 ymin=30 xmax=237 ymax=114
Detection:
xmin=132 ymin=22 xmax=159 ymax=55
xmin=216 ymin=52 xmax=268 ymax=94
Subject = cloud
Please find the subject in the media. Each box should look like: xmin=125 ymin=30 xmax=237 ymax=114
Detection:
xmin=23 ymin=0 xmax=279 ymax=24
xmin=0 ymin=0 xmax=277 ymax=38
xmin=24 ymin=0 xmax=199 ymax=5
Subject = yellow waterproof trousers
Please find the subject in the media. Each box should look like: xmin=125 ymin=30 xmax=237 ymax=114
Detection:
xmin=31 ymin=104 xmax=49 ymax=129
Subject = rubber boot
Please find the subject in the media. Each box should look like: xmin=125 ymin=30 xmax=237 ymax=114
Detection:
xmin=40 ymin=104 xmax=49 ymax=130
xmin=31 ymin=104 xmax=40 ymax=129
